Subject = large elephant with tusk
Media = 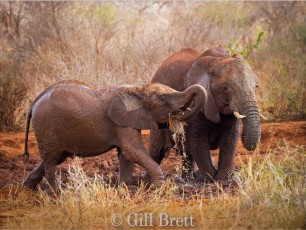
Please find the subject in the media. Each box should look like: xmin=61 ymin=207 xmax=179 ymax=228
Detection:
xmin=148 ymin=47 xmax=262 ymax=182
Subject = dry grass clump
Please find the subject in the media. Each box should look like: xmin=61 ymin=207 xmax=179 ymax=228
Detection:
xmin=1 ymin=144 xmax=305 ymax=229
xmin=0 ymin=68 xmax=29 ymax=130
xmin=232 ymin=144 xmax=305 ymax=228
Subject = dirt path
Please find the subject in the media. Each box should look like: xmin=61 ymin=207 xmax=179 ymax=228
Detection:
xmin=0 ymin=121 xmax=305 ymax=189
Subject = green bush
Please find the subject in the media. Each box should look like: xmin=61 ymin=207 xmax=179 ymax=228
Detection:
xmin=227 ymin=32 xmax=264 ymax=57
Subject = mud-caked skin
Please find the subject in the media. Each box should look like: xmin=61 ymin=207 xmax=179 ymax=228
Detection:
xmin=148 ymin=47 xmax=261 ymax=182
xmin=22 ymin=81 xmax=207 ymax=191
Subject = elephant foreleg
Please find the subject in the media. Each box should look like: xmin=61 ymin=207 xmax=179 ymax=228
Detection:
xmin=118 ymin=128 xmax=165 ymax=186
xmin=186 ymin=114 xmax=217 ymax=182
xmin=118 ymin=147 xmax=135 ymax=186
xmin=215 ymin=116 xmax=240 ymax=180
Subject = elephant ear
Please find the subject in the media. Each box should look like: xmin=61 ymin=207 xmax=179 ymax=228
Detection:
xmin=108 ymin=92 xmax=158 ymax=130
xmin=186 ymin=56 xmax=220 ymax=123
xmin=201 ymin=46 xmax=230 ymax=58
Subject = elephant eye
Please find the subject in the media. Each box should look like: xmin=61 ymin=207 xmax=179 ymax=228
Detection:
xmin=160 ymin=95 xmax=167 ymax=102
xmin=222 ymin=84 xmax=228 ymax=91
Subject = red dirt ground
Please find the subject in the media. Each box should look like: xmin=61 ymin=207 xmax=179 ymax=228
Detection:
xmin=0 ymin=121 xmax=305 ymax=189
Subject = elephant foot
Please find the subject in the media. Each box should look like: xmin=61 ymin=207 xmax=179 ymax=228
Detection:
xmin=192 ymin=170 xmax=204 ymax=182
xmin=117 ymin=180 xmax=136 ymax=187
xmin=150 ymin=179 xmax=165 ymax=189
xmin=22 ymin=182 xmax=36 ymax=191
xmin=178 ymin=170 xmax=217 ymax=184
xmin=117 ymin=174 xmax=139 ymax=187
xmin=142 ymin=171 xmax=151 ymax=180
xmin=214 ymin=172 xmax=232 ymax=182
xmin=117 ymin=182 xmax=139 ymax=191
xmin=193 ymin=169 xmax=217 ymax=183
xmin=214 ymin=173 xmax=239 ymax=189
xmin=22 ymin=179 xmax=39 ymax=191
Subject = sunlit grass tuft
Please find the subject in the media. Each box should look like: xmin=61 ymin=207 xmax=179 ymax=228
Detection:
xmin=1 ymin=144 xmax=305 ymax=229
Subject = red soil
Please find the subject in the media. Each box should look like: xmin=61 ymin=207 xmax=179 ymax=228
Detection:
xmin=0 ymin=121 xmax=305 ymax=189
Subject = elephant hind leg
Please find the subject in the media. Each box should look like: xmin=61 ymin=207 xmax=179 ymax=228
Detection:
xmin=57 ymin=151 xmax=71 ymax=165
xmin=23 ymin=161 xmax=45 ymax=190
xmin=40 ymin=149 xmax=63 ymax=194
xmin=44 ymin=162 xmax=58 ymax=194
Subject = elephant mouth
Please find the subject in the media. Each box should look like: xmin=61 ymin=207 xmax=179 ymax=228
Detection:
xmin=171 ymin=99 xmax=194 ymax=119
xmin=220 ymin=103 xmax=232 ymax=114
xmin=167 ymin=84 xmax=207 ymax=121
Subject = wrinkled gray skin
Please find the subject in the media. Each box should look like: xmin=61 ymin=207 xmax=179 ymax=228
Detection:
xmin=22 ymin=81 xmax=207 ymax=191
xmin=148 ymin=47 xmax=261 ymax=182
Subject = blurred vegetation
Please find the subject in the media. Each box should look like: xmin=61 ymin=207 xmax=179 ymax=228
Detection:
xmin=255 ymin=23 xmax=306 ymax=120
xmin=0 ymin=65 xmax=28 ymax=130
xmin=227 ymin=31 xmax=265 ymax=57
xmin=0 ymin=1 xmax=305 ymax=129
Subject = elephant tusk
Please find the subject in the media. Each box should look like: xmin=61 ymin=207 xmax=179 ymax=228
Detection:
xmin=186 ymin=107 xmax=192 ymax=112
xmin=260 ymin=113 xmax=268 ymax=120
xmin=233 ymin=111 xmax=246 ymax=119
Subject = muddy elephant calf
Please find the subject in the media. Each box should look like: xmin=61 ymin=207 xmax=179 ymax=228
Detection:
xmin=22 ymin=81 xmax=207 ymax=191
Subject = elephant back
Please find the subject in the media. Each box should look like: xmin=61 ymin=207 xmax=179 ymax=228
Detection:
xmin=151 ymin=48 xmax=201 ymax=92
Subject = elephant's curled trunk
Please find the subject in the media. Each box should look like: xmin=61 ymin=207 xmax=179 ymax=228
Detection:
xmin=171 ymin=84 xmax=207 ymax=120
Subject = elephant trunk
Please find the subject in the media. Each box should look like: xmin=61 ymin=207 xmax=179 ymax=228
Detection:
xmin=169 ymin=84 xmax=207 ymax=120
xmin=240 ymin=101 xmax=261 ymax=151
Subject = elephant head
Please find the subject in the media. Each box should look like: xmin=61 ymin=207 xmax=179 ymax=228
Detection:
xmin=187 ymin=48 xmax=261 ymax=151
xmin=108 ymin=83 xmax=207 ymax=130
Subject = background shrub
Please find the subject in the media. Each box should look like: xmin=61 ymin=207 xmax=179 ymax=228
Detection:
xmin=0 ymin=1 xmax=305 ymax=128
xmin=0 ymin=66 xmax=28 ymax=130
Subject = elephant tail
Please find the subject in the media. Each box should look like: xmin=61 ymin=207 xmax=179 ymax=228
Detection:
xmin=23 ymin=108 xmax=32 ymax=162
xmin=22 ymin=83 xmax=56 ymax=162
